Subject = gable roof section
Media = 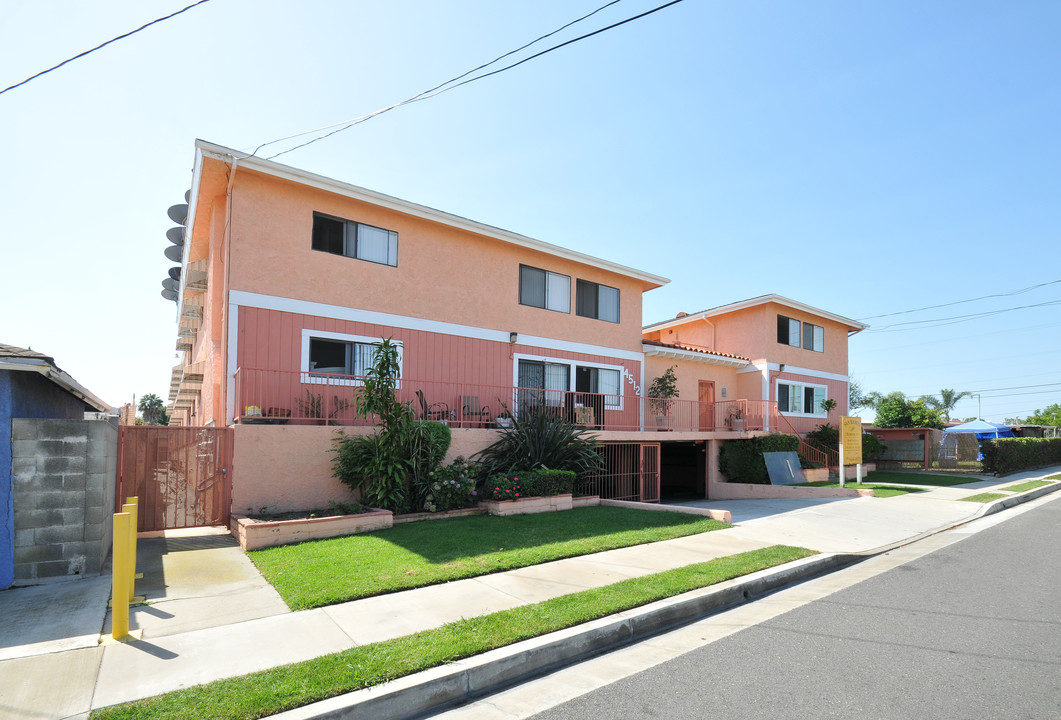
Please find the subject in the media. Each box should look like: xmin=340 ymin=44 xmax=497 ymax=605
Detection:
xmin=191 ymin=140 xmax=670 ymax=290
xmin=0 ymin=344 xmax=110 ymax=412
xmin=642 ymin=340 xmax=749 ymax=368
xmin=644 ymin=294 xmax=869 ymax=334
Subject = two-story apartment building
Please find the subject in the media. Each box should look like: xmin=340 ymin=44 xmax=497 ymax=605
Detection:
xmin=167 ymin=140 xmax=666 ymax=432
xmin=163 ymin=141 xmax=865 ymax=510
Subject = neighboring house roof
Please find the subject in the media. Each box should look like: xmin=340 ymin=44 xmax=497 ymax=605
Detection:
xmin=0 ymin=343 xmax=111 ymax=412
xmin=190 ymin=140 xmax=670 ymax=290
xmin=642 ymin=340 xmax=749 ymax=368
xmin=643 ymin=294 xmax=869 ymax=334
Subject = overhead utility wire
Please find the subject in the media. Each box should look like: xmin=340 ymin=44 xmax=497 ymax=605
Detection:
xmin=857 ymin=279 xmax=1061 ymax=321
xmin=0 ymin=0 xmax=214 ymax=96
xmin=250 ymin=0 xmax=624 ymax=156
xmin=259 ymin=0 xmax=688 ymax=160
xmin=862 ymin=299 xmax=1061 ymax=333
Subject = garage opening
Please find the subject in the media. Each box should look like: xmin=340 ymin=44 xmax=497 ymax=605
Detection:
xmin=659 ymin=441 xmax=705 ymax=501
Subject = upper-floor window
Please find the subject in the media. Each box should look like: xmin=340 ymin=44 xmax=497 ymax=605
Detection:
xmin=312 ymin=213 xmax=398 ymax=267
xmin=519 ymin=265 xmax=571 ymax=313
xmin=576 ymin=280 xmax=620 ymax=323
xmin=777 ymin=315 xmax=824 ymax=352
xmin=777 ymin=315 xmax=801 ymax=347
xmin=803 ymin=323 xmax=824 ymax=352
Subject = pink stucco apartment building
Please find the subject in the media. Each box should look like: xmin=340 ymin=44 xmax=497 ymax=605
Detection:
xmin=164 ymin=140 xmax=866 ymax=508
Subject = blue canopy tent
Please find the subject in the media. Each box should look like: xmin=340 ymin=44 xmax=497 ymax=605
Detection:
xmin=941 ymin=420 xmax=1014 ymax=463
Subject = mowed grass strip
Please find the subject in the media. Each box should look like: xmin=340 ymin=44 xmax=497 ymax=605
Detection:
xmin=960 ymin=492 xmax=1008 ymax=503
xmin=798 ymin=482 xmax=923 ymax=498
xmin=90 ymin=545 xmax=814 ymax=720
xmin=1000 ymin=479 xmax=1054 ymax=493
xmin=862 ymin=471 xmax=981 ymax=487
xmin=250 ymin=506 xmax=729 ymax=610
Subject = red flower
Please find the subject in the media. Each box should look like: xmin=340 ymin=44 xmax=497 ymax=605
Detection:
xmin=515 ymin=493 xmax=520 ymax=497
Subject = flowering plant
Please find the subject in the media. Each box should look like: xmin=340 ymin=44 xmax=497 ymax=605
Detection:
xmin=484 ymin=475 xmax=523 ymax=501
xmin=422 ymin=457 xmax=478 ymax=513
xmin=244 ymin=405 xmax=262 ymax=417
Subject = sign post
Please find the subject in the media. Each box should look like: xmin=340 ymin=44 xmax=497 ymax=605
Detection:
xmin=841 ymin=416 xmax=863 ymax=486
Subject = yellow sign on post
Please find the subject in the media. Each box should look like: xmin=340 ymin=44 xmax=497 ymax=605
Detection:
xmin=841 ymin=416 xmax=863 ymax=465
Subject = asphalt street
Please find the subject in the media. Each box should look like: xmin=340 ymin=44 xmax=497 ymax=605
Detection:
xmin=513 ymin=495 xmax=1061 ymax=720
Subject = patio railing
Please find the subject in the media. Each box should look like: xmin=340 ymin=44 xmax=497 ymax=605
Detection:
xmin=232 ymin=367 xmax=809 ymax=435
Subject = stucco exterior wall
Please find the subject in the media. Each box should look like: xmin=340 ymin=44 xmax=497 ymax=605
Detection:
xmin=224 ymin=165 xmax=649 ymax=353
xmin=229 ymin=424 xmax=503 ymax=514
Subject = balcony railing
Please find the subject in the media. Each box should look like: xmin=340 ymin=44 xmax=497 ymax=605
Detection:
xmin=232 ymin=367 xmax=821 ymax=436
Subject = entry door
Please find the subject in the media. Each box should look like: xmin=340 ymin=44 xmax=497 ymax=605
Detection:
xmin=698 ymin=380 xmax=715 ymax=431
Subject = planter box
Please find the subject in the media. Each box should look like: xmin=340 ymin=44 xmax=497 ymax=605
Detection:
xmin=393 ymin=507 xmax=486 ymax=525
xmin=802 ymin=468 xmax=829 ymax=483
xmin=231 ymin=509 xmax=393 ymax=551
xmin=572 ymin=495 xmax=600 ymax=509
xmin=479 ymin=493 xmax=573 ymax=516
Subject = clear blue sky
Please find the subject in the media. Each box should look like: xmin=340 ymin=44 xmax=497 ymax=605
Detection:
xmin=1 ymin=0 xmax=1057 ymax=423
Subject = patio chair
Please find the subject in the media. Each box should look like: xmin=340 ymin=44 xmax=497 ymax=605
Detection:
xmin=461 ymin=396 xmax=491 ymax=428
xmin=416 ymin=389 xmax=449 ymax=422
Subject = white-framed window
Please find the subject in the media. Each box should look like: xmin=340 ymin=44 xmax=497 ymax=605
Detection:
xmin=778 ymin=315 xmax=825 ymax=353
xmin=576 ymin=279 xmax=620 ymax=323
xmin=803 ymin=323 xmax=824 ymax=352
xmin=777 ymin=315 xmax=801 ymax=347
xmin=519 ymin=265 xmax=571 ymax=313
xmin=300 ymin=330 xmax=402 ymax=386
xmin=514 ymin=354 xmax=625 ymax=410
xmin=776 ymin=380 xmax=827 ymax=416
xmin=312 ymin=212 xmax=398 ymax=267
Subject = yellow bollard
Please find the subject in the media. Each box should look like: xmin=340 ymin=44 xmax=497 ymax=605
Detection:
xmin=112 ymin=512 xmax=130 ymax=640
xmin=126 ymin=496 xmax=143 ymax=583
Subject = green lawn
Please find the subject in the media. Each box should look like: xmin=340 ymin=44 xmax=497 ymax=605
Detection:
xmin=250 ymin=506 xmax=730 ymax=610
xmin=91 ymin=545 xmax=814 ymax=720
xmin=861 ymin=471 xmax=981 ymax=487
xmin=959 ymin=492 xmax=1008 ymax=503
xmin=798 ymin=482 xmax=923 ymax=498
xmin=999 ymin=479 xmax=1055 ymax=493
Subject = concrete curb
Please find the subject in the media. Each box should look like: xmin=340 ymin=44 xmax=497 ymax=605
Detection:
xmin=269 ymin=552 xmax=861 ymax=720
xmin=980 ymin=479 xmax=1061 ymax=517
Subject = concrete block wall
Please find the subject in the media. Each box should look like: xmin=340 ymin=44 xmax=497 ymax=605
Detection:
xmin=11 ymin=418 xmax=117 ymax=584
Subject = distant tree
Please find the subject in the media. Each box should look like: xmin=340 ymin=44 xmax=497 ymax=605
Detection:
xmin=138 ymin=393 xmax=169 ymax=426
xmin=918 ymin=388 xmax=972 ymax=423
xmin=1023 ymin=403 xmax=1061 ymax=426
xmin=873 ymin=392 xmax=945 ymax=430
xmin=848 ymin=379 xmax=870 ymax=412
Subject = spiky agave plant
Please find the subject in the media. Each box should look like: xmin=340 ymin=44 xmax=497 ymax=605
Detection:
xmin=474 ymin=407 xmax=603 ymax=481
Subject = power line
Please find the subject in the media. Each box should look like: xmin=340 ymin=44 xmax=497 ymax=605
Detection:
xmin=856 ymin=278 xmax=1061 ymax=321
xmin=250 ymin=0 xmax=624 ymax=156
xmin=0 ymin=0 xmax=214 ymax=97
xmin=862 ymin=299 xmax=1061 ymax=333
xmin=257 ymin=0 xmax=688 ymax=161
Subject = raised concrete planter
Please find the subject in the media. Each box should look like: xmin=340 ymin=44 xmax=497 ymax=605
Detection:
xmin=479 ymin=494 xmax=573 ymax=516
xmin=231 ymin=509 xmax=393 ymax=551
xmin=803 ymin=467 xmax=829 ymax=483
xmin=392 ymin=507 xmax=485 ymax=525
xmin=572 ymin=495 xmax=600 ymax=509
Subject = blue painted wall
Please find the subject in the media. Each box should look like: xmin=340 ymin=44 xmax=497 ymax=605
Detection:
xmin=1 ymin=370 xmax=88 ymax=588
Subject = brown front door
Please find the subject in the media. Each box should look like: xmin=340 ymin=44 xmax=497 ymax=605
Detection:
xmin=698 ymin=381 xmax=715 ymax=431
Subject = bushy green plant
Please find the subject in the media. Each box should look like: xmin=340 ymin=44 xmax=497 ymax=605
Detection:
xmin=474 ymin=408 xmax=602 ymax=480
xmin=408 ymin=420 xmax=451 ymax=505
xmin=484 ymin=475 xmax=524 ymax=500
xmin=421 ymin=458 xmax=479 ymax=512
xmin=502 ymin=468 xmax=576 ymax=497
xmin=331 ymin=339 xmax=419 ymax=513
xmin=718 ymin=435 xmax=800 ymax=484
xmin=647 ymin=365 xmax=679 ymax=415
xmin=981 ymin=437 xmax=1061 ymax=475
xmin=873 ymin=393 xmax=945 ymax=429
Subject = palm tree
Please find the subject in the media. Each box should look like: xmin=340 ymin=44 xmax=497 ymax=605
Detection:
xmin=918 ymin=388 xmax=971 ymax=423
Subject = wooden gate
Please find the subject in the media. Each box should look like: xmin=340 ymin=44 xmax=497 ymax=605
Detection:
xmin=117 ymin=426 xmax=233 ymax=531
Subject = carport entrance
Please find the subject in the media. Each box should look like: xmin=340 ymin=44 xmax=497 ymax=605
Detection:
xmin=659 ymin=441 xmax=706 ymax=500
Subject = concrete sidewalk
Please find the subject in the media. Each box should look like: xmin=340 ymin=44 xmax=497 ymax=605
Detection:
xmin=1 ymin=467 xmax=1058 ymax=719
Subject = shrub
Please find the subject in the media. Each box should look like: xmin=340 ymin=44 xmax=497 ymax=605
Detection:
xmin=421 ymin=457 xmax=479 ymax=513
xmin=981 ymin=437 xmax=1061 ymax=476
xmin=474 ymin=408 xmax=603 ymax=480
xmin=332 ymin=432 xmax=411 ymax=511
xmin=506 ymin=468 xmax=576 ymax=497
xmin=718 ymin=435 xmax=800 ymax=484
xmin=484 ymin=475 xmax=524 ymax=501
xmin=408 ymin=420 xmax=452 ymax=506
